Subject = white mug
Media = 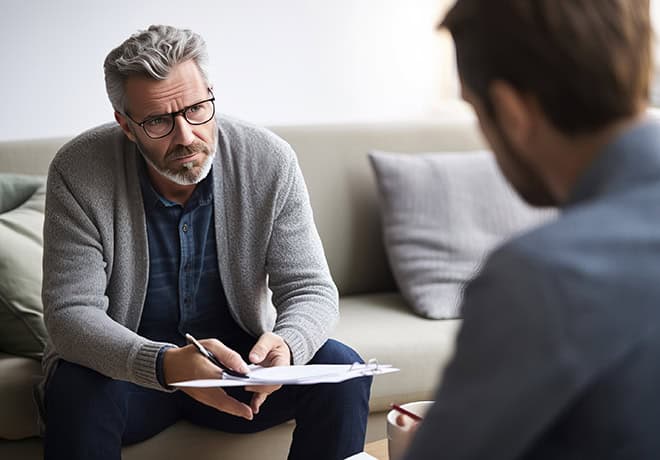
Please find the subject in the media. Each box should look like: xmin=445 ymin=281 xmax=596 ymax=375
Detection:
xmin=386 ymin=400 xmax=434 ymax=460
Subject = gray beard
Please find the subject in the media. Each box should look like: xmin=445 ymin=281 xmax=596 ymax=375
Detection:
xmin=140 ymin=147 xmax=215 ymax=186
xmin=134 ymin=137 xmax=216 ymax=186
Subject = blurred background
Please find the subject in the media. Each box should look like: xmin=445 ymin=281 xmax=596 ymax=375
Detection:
xmin=0 ymin=0 xmax=658 ymax=141
xmin=0 ymin=0 xmax=465 ymax=141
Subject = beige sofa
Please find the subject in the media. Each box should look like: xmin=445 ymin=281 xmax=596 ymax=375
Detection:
xmin=0 ymin=119 xmax=485 ymax=459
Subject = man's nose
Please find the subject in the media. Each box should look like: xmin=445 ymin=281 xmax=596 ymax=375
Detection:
xmin=171 ymin=114 xmax=195 ymax=146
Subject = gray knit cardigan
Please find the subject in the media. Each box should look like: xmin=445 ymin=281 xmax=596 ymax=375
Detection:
xmin=39 ymin=117 xmax=338 ymax=403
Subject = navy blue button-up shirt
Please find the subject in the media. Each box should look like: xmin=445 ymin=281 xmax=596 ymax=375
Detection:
xmin=137 ymin=160 xmax=253 ymax=384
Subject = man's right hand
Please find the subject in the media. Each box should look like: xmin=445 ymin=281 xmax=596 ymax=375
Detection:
xmin=162 ymin=339 xmax=253 ymax=419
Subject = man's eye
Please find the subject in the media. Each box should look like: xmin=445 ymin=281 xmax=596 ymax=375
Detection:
xmin=145 ymin=117 xmax=167 ymax=127
xmin=188 ymin=104 xmax=202 ymax=113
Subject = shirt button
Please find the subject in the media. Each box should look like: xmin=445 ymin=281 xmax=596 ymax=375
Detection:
xmin=182 ymin=223 xmax=189 ymax=233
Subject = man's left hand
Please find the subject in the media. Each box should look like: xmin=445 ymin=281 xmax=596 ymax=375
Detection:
xmin=245 ymin=332 xmax=292 ymax=414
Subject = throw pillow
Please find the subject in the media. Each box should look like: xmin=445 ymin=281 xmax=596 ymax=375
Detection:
xmin=0 ymin=173 xmax=44 ymax=213
xmin=369 ymin=150 xmax=556 ymax=319
xmin=0 ymin=174 xmax=48 ymax=359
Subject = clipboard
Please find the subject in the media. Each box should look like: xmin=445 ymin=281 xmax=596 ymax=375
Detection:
xmin=171 ymin=359 xmax=399 ymax=388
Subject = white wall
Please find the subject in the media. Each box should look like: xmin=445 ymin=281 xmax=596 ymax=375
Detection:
xmin=0 ymin=0 xmax=463 ymax=142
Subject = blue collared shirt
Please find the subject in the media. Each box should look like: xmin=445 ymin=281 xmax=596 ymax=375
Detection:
xmin=137 ymin=161 xmax=252 ymax=384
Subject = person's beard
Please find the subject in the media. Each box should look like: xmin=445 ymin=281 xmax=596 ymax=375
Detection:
xmin=134 ymin=130 xmax=217 ymax=186
xmin=491 ymin=119 xmax=557 ymax=207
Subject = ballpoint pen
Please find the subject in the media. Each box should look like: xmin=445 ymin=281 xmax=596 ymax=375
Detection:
xmin=185 ymin=333 xmax=249 ymax=378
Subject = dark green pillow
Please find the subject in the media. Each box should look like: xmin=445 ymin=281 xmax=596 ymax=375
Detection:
xmin=0 ymin=174 xmax=47 ymax=359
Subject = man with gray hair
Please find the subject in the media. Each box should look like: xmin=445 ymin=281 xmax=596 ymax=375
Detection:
xmin=40 ymin=25 xmax=371 ymax=460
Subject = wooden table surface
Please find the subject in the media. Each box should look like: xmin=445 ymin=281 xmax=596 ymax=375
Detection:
xmin=364 ymin=438 xmax=388 ymax=460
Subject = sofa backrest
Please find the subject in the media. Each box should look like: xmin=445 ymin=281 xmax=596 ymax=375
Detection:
xmin=0 ymin=119 xmax=485 ymax=296
xmin=272 ymin=121 xmax=486 ymax=295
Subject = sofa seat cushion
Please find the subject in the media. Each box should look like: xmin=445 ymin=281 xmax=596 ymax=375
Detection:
xmin=0 ymin=352 xmax=42 ymax=439
xmin=332 ymin=292 xmax=461 ymax=411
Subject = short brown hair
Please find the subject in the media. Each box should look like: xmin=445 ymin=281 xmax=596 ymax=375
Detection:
xmin=440 ymin=0 xmax=652 ymax=135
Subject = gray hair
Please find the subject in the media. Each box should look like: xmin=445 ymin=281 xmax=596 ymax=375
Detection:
xmin=104 ymin=25 xmax=210 ymax=113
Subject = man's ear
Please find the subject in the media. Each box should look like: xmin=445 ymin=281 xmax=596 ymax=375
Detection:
xmin=489 ymin=81 xmax=534 ymax=152
xmin=114 ymin=111 xmax=137 ymax=143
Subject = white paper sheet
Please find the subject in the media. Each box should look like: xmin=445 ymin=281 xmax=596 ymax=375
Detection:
xmin=171 ymin=363 xmax=399 ymax=387
xmin=344 ymin=452 xmax=378 ymax=460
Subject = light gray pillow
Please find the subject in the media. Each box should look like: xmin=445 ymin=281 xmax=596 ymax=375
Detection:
xmin=369 ymin=150 xmax=556 ymax=319
xmin=0 ymin=174 xmax=48 ymax=359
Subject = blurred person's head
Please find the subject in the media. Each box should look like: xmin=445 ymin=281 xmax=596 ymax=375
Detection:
xmin=440 ymin=0 xmax=652 ymax=206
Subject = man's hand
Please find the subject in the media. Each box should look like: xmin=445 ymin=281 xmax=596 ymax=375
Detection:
xmin=163 ymin=339 xmax=253 ymax=419
xmin=245 ymin=332 xmax=292 ymax=414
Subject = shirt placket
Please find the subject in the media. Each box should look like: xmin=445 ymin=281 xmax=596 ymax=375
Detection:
xmin=178 ymin=208 xmax=195 ymax=332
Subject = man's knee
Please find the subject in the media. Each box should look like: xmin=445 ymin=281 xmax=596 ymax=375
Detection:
xmin=307 ymin=340 xmax=373 ymax=401
xmin=309 ymin=339 xmax=364 ymax=365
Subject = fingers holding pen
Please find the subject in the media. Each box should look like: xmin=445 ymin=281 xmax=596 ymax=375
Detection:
xmin=198 ymin=338 xmax=250 ymax=375
xmin=172 ymin=334 xmax=295 ymax=418
xmin=163 ymin=339 xmax=254 ymax=420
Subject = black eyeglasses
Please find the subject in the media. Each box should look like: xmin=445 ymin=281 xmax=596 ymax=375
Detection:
xmin=125 ymin=91 xmax=216 ymax=139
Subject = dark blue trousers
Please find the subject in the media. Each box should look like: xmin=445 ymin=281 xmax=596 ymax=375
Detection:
xmin=44 ymin=339 xmax=372 ymax=460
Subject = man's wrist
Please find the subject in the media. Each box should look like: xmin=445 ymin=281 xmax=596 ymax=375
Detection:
xmin=156 ymin=344 xmax=177 ymax=388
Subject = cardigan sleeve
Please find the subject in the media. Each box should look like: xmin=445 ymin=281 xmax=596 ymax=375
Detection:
xmin=42 ymin=149 xmax=176 ymax=391
xmin=266 ymin=150 xmax=339 ymax=364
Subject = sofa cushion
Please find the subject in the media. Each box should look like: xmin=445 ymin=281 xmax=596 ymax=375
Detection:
xmin=272 ymin=121 xmax=486 ymax=297
xmin=0 ymin=352 xmax=42 ymax=439
xmin=0 ymin=174 xmax=48 ymax=359
xmin=333 ymin=292 xmax=461 ymax=411
xmin=369 ymin=151 xmax=555 ymax=319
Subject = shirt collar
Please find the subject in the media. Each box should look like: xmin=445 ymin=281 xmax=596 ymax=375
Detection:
xmin=566 ymin=118 xmax=660 ymax=207
xmin=137 ymin=155 xmax=214 ymax=210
